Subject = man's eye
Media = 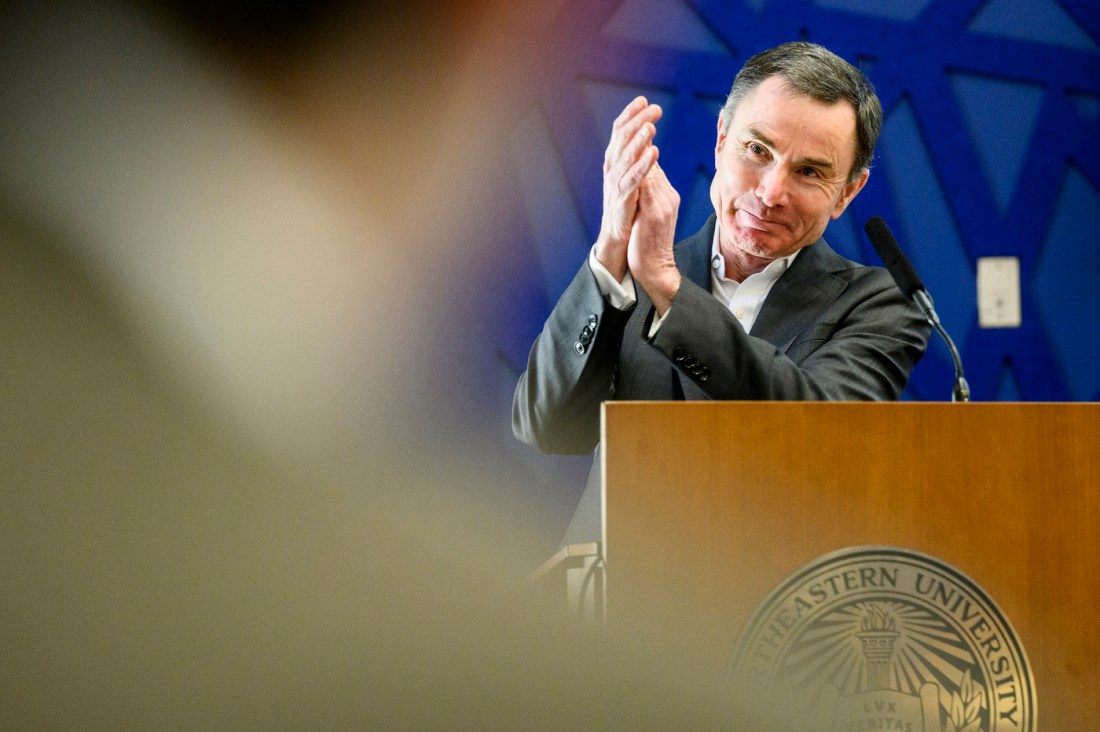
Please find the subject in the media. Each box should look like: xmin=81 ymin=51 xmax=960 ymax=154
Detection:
xmin=748 ymin=142 xmax=767 ymax=155
xmin=799 ymin=166 xmax=819 ymax=177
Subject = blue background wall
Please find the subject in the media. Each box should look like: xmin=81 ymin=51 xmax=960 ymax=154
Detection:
xmin=485 ymin=0 xmax=1100 ymax=543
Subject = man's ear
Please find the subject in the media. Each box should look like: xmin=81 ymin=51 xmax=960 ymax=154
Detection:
xmin=831 ymin=169 xmax=870 ymax=219
xmin=714 ymin=116 xmax=728 ymax=165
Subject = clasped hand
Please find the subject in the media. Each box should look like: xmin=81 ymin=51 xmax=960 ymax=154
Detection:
xmin=594 ymin=97 xmax=682 ymax=314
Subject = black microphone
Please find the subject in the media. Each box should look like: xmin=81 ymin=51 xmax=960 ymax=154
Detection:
xmin=865 ymin=216 xmax=924 ymax=297
xmin=864 ymin=216 xmax=970 ymax=402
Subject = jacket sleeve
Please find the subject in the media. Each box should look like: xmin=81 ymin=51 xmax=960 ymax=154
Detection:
xmin=647 ymin=268 xmax=930 ymax=401
xmin=512 ymin=262 xmax=633 ymax=455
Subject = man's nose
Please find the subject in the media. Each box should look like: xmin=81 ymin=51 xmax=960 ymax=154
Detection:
xmin=755 ymin=166 xmax=790 ymax=208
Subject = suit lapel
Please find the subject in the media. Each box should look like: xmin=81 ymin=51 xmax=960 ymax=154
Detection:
xmin=750 ymin=238 xmax=850 ymax=351
xmin=668 ymin=217 xmax=716 ymax=400
xmin=674 ymin=215 xmax=716 ymax=293
xmin=643 ymin=224 xmax=852 ymax=395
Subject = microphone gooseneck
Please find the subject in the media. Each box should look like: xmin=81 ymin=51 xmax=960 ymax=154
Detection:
xmin=864 ymin=216 xmax=970 ymax=402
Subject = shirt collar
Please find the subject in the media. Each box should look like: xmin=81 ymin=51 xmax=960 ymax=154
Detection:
xmin=709 ymin=221 xmax=801 ymax=281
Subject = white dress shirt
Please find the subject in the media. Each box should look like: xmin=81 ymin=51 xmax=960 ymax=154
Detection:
xmin=588 ymin=223 xmax=800 ymax=335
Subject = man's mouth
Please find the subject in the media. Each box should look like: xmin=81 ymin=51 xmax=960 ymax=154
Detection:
xmin=736 ymin=209 xmax=781 ymax=231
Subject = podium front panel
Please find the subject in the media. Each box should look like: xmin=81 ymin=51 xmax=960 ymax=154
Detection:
xmin=601 ymin=402 xmax=1097 ymax=729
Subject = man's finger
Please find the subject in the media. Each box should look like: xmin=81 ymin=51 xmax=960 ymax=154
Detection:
xmin=605 ymin=103 xmax=662 ymax=172
xmin=611 ymin=95 xmax=648 ymax=131
xmin=617 ymin=145 xmax=658 ymax=196
xmin=607 ymin=120 xmax=656 ymax=179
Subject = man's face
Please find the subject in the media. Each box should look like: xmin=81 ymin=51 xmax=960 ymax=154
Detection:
xmin=710 ymin=76 xmax=868 ymax=265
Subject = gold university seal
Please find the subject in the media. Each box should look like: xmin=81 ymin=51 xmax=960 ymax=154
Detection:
xmin=729 ymin=546 xmax=1035 ymax=731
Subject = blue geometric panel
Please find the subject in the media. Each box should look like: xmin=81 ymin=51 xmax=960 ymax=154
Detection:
xmin=601 ymin=0 xmax=732 ymax=54
xmin=995 ymin=362 xmax=1023 ymax=400
xmin=949 ymin=73 xmax=1045 ymax=214
xmin=1068 ymin=91 xmax=1100 ymax=121
xmin=824 ymin=211 xmax=862 ymax=263
xmin=877 ymin=98 xmax=973 ymax=351
xmin=969 ymin=0 xmax=1099 ymax=51
xmin=579 ymin=79 xmax=678 ymax=145
xmin=509 ymin=106 xmax=591 ymax=299
xmin=682 ymin=166 xmax=717 ymax=238
xmin=812 ymin=0 xmax=934 ymax=22
xmin=1032 ymin=165 xmax=1100 ymax=401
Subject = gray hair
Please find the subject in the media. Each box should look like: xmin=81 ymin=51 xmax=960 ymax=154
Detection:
xmin=719 ymin=42 xmax=882 ymax=182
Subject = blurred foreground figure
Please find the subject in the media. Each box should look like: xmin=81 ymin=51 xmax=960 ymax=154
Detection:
xmin=0 ymin=1 xmax=788 ymax=728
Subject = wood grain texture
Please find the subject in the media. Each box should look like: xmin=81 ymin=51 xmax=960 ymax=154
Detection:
xmin=602 ymin=401 xmax=1098 ymax=730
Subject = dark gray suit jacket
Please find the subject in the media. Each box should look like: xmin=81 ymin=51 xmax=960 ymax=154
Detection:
xmin=513 ymin=216 xmax=929 ymax=542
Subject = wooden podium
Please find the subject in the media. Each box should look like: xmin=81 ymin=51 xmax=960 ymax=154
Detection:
xmin=594 ymin=401 xmax=1098 ymax=730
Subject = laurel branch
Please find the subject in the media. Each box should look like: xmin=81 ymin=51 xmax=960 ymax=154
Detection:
xmin=946 ymin=669 xmax=987 ymax=732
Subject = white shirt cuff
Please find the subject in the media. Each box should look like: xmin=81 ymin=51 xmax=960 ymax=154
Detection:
xmin=588 ymin=246 xmax=637 ymax=311
xmin=647 ymin=307 xmax=668 ymax=338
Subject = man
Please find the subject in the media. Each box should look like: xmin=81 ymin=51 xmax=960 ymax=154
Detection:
xmin=513 ymin=42 xmax=930 ymax=544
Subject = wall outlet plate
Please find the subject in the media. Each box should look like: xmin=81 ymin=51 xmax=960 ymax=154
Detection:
xmin=977 ymin=256 xmax=1022 ymax=328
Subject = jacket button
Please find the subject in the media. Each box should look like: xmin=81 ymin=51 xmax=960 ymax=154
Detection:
xmin=672 ymin=346 xmax=686 ymax=362
xmin=574 ymin=341 xmax=586 ymax=355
